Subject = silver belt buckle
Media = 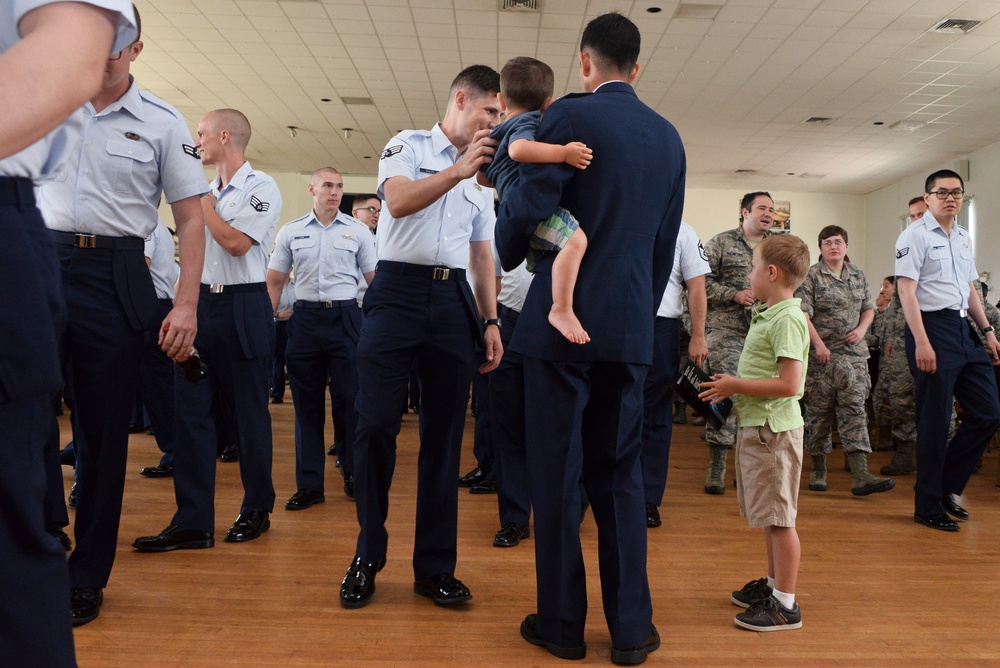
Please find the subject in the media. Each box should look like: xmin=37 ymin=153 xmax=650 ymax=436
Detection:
xmin=74 ymin=234 xmax=97 ymax=249
xmin=960 ymin=308 xmax=968 ymax=318
xmin=209 ymin=284 xmax=225 ymax=294
xmin=320 ymin=300 xmax=333 ymax=308
xmin=432 ymin=267 xmax=450 ymax=280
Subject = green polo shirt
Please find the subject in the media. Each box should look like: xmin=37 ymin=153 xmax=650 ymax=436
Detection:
xmin=733 ymin=297 xmax=810 ymax=432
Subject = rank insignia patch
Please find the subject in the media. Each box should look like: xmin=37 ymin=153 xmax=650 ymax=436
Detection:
xmin=895 ymin=247 xmax=909 ymax=259
xmin=698 ymin=240 xmax=708 ymax=262
xmin=182 ymin=144 xmax=200 ymax=159
xmin=251 ymin=196 xmax=270 ymax=212
xmin=381 ymin=145 xmax=403 ymax=160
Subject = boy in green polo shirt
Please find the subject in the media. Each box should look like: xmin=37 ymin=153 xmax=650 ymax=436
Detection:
xmin=699 ymin=234 xmax=811 ymax=632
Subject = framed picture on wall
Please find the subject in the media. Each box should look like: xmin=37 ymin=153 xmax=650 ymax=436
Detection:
xmin=772 ymin=200 xmax=791 ymax=234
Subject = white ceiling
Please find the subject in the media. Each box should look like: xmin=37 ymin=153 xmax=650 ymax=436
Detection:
xmin=133 ymin=0 xmax=1000 ymax=194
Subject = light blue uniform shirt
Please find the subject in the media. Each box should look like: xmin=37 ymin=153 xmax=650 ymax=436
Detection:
xmin=895 ymin=211 xmax=977 ymax=312
xmin=202 ymin=161 xmax=281 ymax=285
xmin=375 ymin=123 xmax=495 ymax=270
xmin=658 ymin=221 xmax=710 ymax=318
xmin=268 ymin=211 xmax=377 ymax=302
xmin=0 ymin=0 xmax=137 ymax=179
xmin=38 ymin=79 xmax=207 ymax=237
xmin=144 ymin=218 xmax=178 ymax=300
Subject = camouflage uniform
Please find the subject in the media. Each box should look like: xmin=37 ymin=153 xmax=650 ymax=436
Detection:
xmin=797 ymin=261 xmax=875 ymax=456
xmin=970 ymin=279 xmax=1000 ymax=345
xmin=704 ymin=225 xmax=759 ymax=448
xmin=874 ymin=290 xmax=916 ymax=443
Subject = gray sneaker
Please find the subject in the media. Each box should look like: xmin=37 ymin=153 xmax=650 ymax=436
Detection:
xmin=734 ymin=595 xmax=802 ymax=632
xmin=731 ymin=577 xmax=771 ymax=608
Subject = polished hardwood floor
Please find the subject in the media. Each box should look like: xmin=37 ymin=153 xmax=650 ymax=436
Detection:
xmin=63 ymin=402 xmax=1000 ymax=666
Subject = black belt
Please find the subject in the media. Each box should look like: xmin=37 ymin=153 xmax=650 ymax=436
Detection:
xmin=498 ymin=303 xmax=521 ymax=318
xmin=295 ymin=299 xmax=356 ymax=309
xmin=0 ymin=176 xmax=34 ymax=208
xmin=50 ymin=230 xmax=144 ymax=251
xmin=200 ymin=282 xmax=267 ymax=295
xmin=928 ymin=308 xmax=968 ymax=318
xmin=377 ymin=260 xmax=466 ymax=282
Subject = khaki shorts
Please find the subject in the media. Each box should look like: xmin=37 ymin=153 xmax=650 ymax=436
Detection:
xmin=735 ymin=424 xmax=803 ymax=528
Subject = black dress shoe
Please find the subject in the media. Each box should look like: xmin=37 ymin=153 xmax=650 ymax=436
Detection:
xmin=340 ymin=555 xmax=385 ymax=608
xmin=70 ymin=587 xmax=103 ymax=626
xmin=334 ymin=458 xmax=341 ymax=468
xmin=914 ymin=513 xmax=960 ymax=532
xmin=67 ymin=482 xmax=77 ymax=509
xmin=219 ymin=443 xmax=239 ymax=462
xmin=611 ymin=625 xmax=660 ymax=665
xmin=49 ymin=525 xmax=72 ymax=552
xmin=413 ymin=573 xmax=473 ymax=605
xmin=59 ymin=446 xmax=76 ymax=467
xmin=520 ymin=613 xmax=586 ymax=660
xmin=344 ymin=474 xmax=355 ymax=500
xmin=458 ymin=467 xmax=485 ymax=487
xmin=469 ymin=479 xmax=497 ymax=494
xmin=225 ymin=510 xmax=270 ymax=542
xmin=271 ymin=395 xmax=283 ymax=404
xmin=943 ymin=494 xmax=969 ymax=521
xmin=139 ymin=463 xmax=174 ymax=478
xmin=493 ymin=522 xmax=529 ymax=548
xmin=128 ymin=423 xmax=145 ymax=434
xmin=646 ymin=502 xmax=662 ymax=528
xmin=133 ymin=525 xmax=215 ymax=552
xmin=285 ymin=489 xmax=325 ymax=510
xmin=327 ymin=443 xmax=338 ymax=456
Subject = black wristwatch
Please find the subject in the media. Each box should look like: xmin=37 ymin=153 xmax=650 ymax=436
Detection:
xmin=483 ymin=318 xmax=501 ymax=331
xmin=983 ymin=325 xmax=996 ymax=335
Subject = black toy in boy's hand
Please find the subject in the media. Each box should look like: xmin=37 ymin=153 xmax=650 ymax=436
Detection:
xmin=175 ymin=348 xmax=208 ymax=384
xmin=675 ymin=360 xmax=732 ymax=430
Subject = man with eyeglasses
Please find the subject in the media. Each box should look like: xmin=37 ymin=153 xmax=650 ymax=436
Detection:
xmin=796 ymin=226 xmax=894 ymax=496
xmin=36 ymin=4 xmax=207 ymax=625
xmin=895 ymin=169 xmax=1000 ymax=532
xmin=351 ymin=194 xmax=381 ymax=233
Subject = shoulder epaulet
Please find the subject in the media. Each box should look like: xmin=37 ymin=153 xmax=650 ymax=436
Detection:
xmin=137 ymin=88 xmax=184 ymax=119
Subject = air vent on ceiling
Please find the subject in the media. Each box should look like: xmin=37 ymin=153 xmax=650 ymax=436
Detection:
xmin=673 ymin=3 xmax=723 ymax=20
xmin=733 ymin=169 xmax=757 ymax=174
xmin=931 ymin=18 xmax=981 ymax=34
xmin=802 ymin=116 xmax=832 ymax=125
xmin=501 ymin=0 xmax=540 ymax=11
xmin=340 ymin=97 xmax=374 ymax=106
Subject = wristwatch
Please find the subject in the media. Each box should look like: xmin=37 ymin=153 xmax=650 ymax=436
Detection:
xmin=483 ymin=318 xmax=501 ymax=331
xmin=983 ymin=325 xmax=996 ymax=335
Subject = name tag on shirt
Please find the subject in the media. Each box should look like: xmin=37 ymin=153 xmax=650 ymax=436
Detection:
xmin=419 ymin=168 xmax=438 ymax=174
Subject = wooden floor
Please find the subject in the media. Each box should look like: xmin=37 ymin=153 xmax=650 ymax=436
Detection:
xmin=63 ymin=402 xmax=1000 ymax=667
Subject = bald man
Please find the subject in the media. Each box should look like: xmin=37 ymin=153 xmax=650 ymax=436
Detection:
xmin=134 ymin=108 xmax=282 ymax=552
xmin=266 ymin=167 xmax=376 ymax=508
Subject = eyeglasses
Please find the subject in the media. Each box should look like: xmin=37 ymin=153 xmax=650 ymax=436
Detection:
xmin=108 ymin=49 xmax=125 ymax=61
xmin=354 ymin=206 xmax=381 ymax=215
xmin=927 ymin=189 xmax=964 ymax=200
xmin=821 ymin=239 xmax=845 ymax=247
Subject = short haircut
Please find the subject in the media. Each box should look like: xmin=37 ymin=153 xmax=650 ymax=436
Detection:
xmin=208 ymin=109 xmax=252 ymax=150
xmin=353 ymin=194 xmax=379 ymax=206
xmin=500 ymin=57 xmax=554 ymax=112
xmin=925 ymin=169 xmax=964 ymax=193
xmin=817 ymin=225 xmax=848 ymax=247
xmin=758 ymin=234 xmax=810 ymax=288
xmin=580 ymin=12 xmax=640 ymax=75
xmin=450 ymin=65 xmax=500 ymax=100
xmin=908 ymin=196 xmax=925 ymax=207
xmin=739 ymin=191 xmax=772 ymax=221
xmin=133 ymin=3 xmax=141 ymax=40
xmin=311 ymin=166 xmax=340 ymax=183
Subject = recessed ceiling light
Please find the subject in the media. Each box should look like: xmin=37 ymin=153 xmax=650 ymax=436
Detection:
xmin=647 ymin=6 xmax=662 ymax=13
xmin=873 ymin=121 xmax=884 ymax=126
xmin=320 ymin=98 xmax=332 ymax=102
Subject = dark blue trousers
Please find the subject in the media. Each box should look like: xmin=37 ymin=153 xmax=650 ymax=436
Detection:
xmin=489 ymin=304 xmax=531 ymax=526
xmin=640 ymin=317 xmax=681 ymax=506
xmin=172 ymin=286 xmax=275 ymax=532
xmin=522 ymin=356 xmax=652 ymax=650
xmin=353 ymin=272 xmax=477 ymax=578
xmin=286 ymin=301 xmax=361 ymax=491
xmin=906 ymin=311 xmax=1000 ymax=517
xmin=0 ymin=181 xmax=75 ymax=666
xmin=137 ymin=298 xmax=177 ymax=467
xmin=57 ymin=240 xmax=151 ymax=590
xmin=271 ymin=319 xmax=288 ymax=400
xmin=471 ymin=358 xmax=494 ymax=480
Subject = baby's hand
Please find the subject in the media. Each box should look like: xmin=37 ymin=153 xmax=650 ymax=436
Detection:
xmin=564 ymin=142 xmax=592 ymax=169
